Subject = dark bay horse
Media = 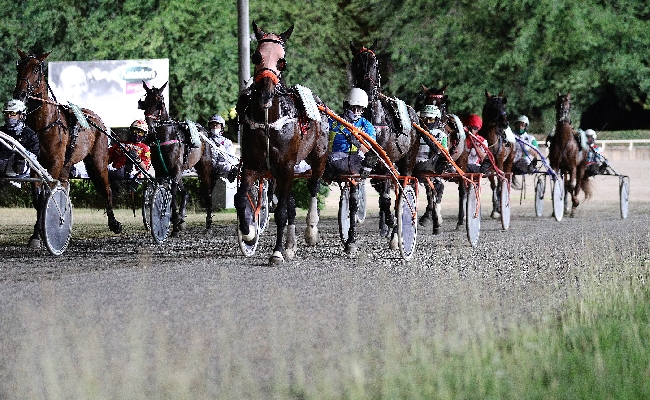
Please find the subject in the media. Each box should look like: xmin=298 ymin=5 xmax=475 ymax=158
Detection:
xmin=417 ymin=85 xmax=468 ymax=233
xmin=235 ymin=22 xmax=328 ymax=265
xmin=479 ymin=90 xmax=514 ymax=218
xmin=348 ymin=41 xmax=420 ymax=240
xmin=139 ymin=81 xmax=217 ymax=234
xmin=13 ymin=50 xmax=122 ymax=247
xmin=548 ymin=92 xmax=591 ymax=216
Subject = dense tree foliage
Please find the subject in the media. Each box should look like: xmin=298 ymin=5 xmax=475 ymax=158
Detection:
xmin=1 ymin=0 xmax=649 ymax=135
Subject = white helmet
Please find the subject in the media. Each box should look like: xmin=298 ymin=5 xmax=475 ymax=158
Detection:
xmin=420 ymin=104 xmax=441 ymax=119
xmin=4 ymin=99 xmax=26 ymax=113
xmin=516 ymin=115 xmax=529 ymax=125
xmin=346 ymin=88 xmax=369 ymax=108
xmin=585 ymin=129 xmax=596 ymax=139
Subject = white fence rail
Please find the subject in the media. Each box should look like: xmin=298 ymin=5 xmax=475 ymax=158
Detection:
xmin=597 ymin=139 xmax=650 ymax=151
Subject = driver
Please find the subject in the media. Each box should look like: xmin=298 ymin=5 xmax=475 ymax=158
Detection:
xmin=207 ymin=114 xmax=238 ymax=182
xmin=0 ymin=99 xmax=39 ymax=178
xmin=584 ymin=128 xmax=607 ymax=176
xmin=108 ymin=119 xmax=152 ymax=182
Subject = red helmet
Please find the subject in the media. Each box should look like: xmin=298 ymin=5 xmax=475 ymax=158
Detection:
xmin=464 ymin=114 xmax=482 ymax=130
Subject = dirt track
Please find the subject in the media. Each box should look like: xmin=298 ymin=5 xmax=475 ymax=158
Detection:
xmin=0 ymin=149 xmax=649 ymax=395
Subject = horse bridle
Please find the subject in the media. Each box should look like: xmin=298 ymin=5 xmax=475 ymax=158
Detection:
xmin=15 ymin=56 xmax=49 ymax=114
xmin=558 ymin=97 xmax=571 ymax=123
xmin=252 ymin=35 xmax=287 ymax=85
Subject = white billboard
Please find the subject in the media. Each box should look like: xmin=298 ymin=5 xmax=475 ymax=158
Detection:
xmin=47 ymin=59 xmax=169 ymax=127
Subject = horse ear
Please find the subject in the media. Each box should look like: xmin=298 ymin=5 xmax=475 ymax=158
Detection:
xmin=558 ymin=91 xmax=562 ymax=97
xmin=279 ymin=24 xmax=294 ymax=43
xmin=350 ymin=41 xmax=359 ymax=54
xmin=370 ymin=39 xmax=377 ymax=52
xmin=567 ymin=92 xmax=571 ymax=99
xmin=485 ymin=90 xmax=491 ymax=98
xmin=17 ymin=49 xmax=27 ymax=59
xmin=161 ymin=81 xmax=168 ymax=91
xmin=421 ymin=84 xmax=429 ymax=93
xmin=252 ymin=21 xmax=265 ymax=41
xmin=498 ymin=89 xmax=504 ymax=97
xmin=36 ymin=52 xmax=51 ymax=62
xmin=441 ymin=85 xmax=448 ymax=94
xmin=142 ymin=81 xmax=150 ymax=91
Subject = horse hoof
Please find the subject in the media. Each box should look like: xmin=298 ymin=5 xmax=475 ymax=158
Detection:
xmin=269 ymin=251 xmax=284 ymax=266
xmin=455 ymin=223 xmax=464 ymax=231
xmin=285 ymin=248 xmax=295 ymax=260
xmin=389 ymin=232 xmax=399 ymax=250
xmin=178 ymin=221 xmax=187 ymax=231
xmin=490 ymin=211 xmax=500 ymax=219
xmin=304 ymin=226 xmax=319 ymax=245
xmin=109 ymin=220 xmax=123 ymax=234
xmin=433 ymin=227 xmax=442 ymax=235
xmin=240 ymin=225 xmax=256 ymax=242
xmin=345 ymin=242 xmax=358 ymax=255
xmin=171 ymin=230 xmax=181 ymax=238
xmin=28 ymin=238 xmax=41 ymax=249
xmin=418 ymin=216 xmax=432 ymax=227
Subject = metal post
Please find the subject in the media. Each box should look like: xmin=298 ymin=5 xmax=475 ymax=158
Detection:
xmin=237 ymin=0 xmax=250 ymax=145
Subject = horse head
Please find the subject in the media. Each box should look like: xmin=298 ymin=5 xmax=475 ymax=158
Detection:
xmin=556 ymin=92 xmax=571 ymax=123
xmin=482 ymin=90 xmax=509 ymax=131
xmin=348 ymin=40 xmax=380 ymax=102
xmin=139 ymin=81 xmax=169 ymax=131
xmin=421 ymin=84 xmax=449 ymax=111
xmin=251 ymin=21 xmax=293 ymax=109
xmin=13 ymin=49 xmax=50 ymax=107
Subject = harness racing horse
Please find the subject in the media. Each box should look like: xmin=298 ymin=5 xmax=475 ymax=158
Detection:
xmin=548 ymin=92 xmax=591 ymax=217
xmin=139 ymin=81 xmax=215 ymax=234
xmin=235 ymin=22 xmax=328 ymax=265
xmin=416 ymin=85 xmax=468 ymax=233
xmin=479 ymin=90 xmax=514 ymax=218
xmin=13 ymin=50 xmax=122 ymax=247
xmin=348 ymin=41 xmax=420 ymax=239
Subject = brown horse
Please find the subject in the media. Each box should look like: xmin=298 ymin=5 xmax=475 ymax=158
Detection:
xmin=417 ymin=85 xmax=469 ymax=232
xmin=548 ymin=92 xmax=592 ymax=216
xmin=479 ymin=90 xmax=514 ymax=218
xmin=348 ymin=41 xmax=420 ymax=240
xmin=235 ymin=22 xmax=328 ymax=265
xmin=138 ymin=81 xmax=217 ymax=234
xmin=13 ymin=50 xmax=122 ymax=247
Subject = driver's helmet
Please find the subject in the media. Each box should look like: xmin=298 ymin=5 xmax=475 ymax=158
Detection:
xmin=515 ymin=115 xmax=529 ymax=126
xmin=3 ymin=99 xmax=26 ymax=114
xmin=585 ymin=129 xmax=596 ymax=140
xmin=346 ymin=88 xmax=369 ymax=108
xmin=208 ymin=114 xmax=225 ymax=126
xmin=129 ymin=119 xmax=148 ymax=142
xmin=420 ymin=104 xmax=441 ymax=119
xmin=464 ymin=114 xmax=483 ymax=130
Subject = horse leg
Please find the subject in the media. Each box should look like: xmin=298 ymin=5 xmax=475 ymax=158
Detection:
xmin=490 ymin=176 xmax=500 ymax=219
xmin=432 ymin=178 xmax=444 ymax=234
xmin=304 ymin=175 xmax=320 ymax=246
xmin=456 ymin=180 xmax=467 ymax=231
xmin=28 ymin=183 xmax=42 ymax=248
xmin=564 ymin=173 xmax=574 ymax=217
xmin=204 ymin=172 xmax=215 ymax=232
xmin=345 ymin=183 xmax=359 ymax=254
xmin=418 ymin=185 xmax=434 ymax=227
xmin=234 ymin=174 xmax=256 ymax=242
xmin=170 ymin=181 xmax=181 ymax=237
xmin=284 ymin=194 xmax=298 ymax=260
xmin=377 ymin=181 xmax=394 ymax=238
xmin=271 ymin=177 xmax=292 ymax=265
xmin=85 ymin=159 xmax=122 ymax=234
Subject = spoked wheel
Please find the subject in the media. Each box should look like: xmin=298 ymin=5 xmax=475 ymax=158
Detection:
xmin=466 ymin=182 xmax=481 ymax=247
xmin=356 ymin=180 xmax=367 ymax=223
xmin=500 ymin=178 xmax=511 ymax=230
xmin=142 ymin=182 xmax=154 ymax=230
xmin=150 ymin=184 xmax=172 ymax=244
xmin=534 ymin=175 xmax=545 ymax=218
xmin=238 ymin=183 xmax=262 ymax=257
xmin=258 ymin=179 xmax=271 ymax=234
xmin=397 ymin=184 xmax=418 ymax=260
xmin=338 ymin=185 xmax=351 ymax=246
xmin=619 ymin=176 xmax=629 ymax=219
xmin=552 ymin=177 xmax=564 ymax=222
xmin=40 ymin=184 xmax=73 ymax=256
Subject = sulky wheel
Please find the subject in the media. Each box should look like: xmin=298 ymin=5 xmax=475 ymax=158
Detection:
xmin=619 ymin=176 xmax=629 ymax=220
xmin=338 ymin=185 xmax=351 ymax=246
xmin=142 ymin=181 xmax=154 ymax=231
xmin=258 ymin=179 xmax=271 ymax=234
xmin=500 ymin=177 xmax=511 ymax=230
xmin=355 ymin=180 xmax=367 ymax=223
xmin=552 ymin=176 xmax=564 ymax=222
xmin=150 ymin=184 xmax=172 ymax=244
xmin=534 ymin=175 xmax=545 ymax=218
xmin=466 ymin=182 xmax=481 ymax=247
xmin=40 ymin=183 xmax=74 ymax=256
xmin=396 ymin=184 xmax=418 ymax=260
xmin=238 ymin=184 xmax=261 ymax=257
